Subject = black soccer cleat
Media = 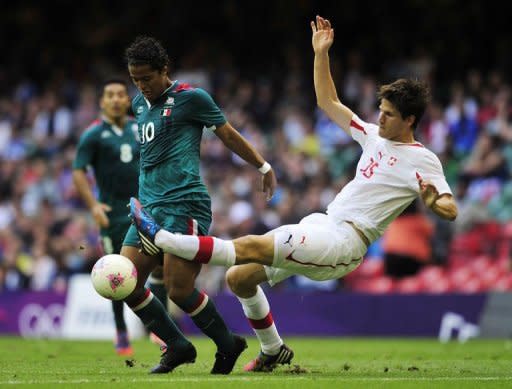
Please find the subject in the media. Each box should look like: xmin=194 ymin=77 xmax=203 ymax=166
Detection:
xmin=210 ymin=335 xmax=248 ymax=374
xmin=243 ymin=343 xmax=294 ymax=372
xmin=150 ymin=343 xmax=197 ymax=374
xmin=129 ymin=197 xmax=163 ymax=256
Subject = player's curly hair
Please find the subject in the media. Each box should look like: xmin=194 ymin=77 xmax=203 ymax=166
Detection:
xmin=125 ymin=36 xmax=169 ymax=71
xmin=378 ymin=79 xmax=430 ymax=129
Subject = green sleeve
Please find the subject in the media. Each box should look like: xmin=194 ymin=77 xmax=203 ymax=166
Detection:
xmin=189 ymin=88 xmax=227 ymax=128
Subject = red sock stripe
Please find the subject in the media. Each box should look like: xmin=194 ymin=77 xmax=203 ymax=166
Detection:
xmin=194 ymin=236 xmax=214 ymax=263
xmin=128 ymin=288 xmax=150 ymax=308
xmin=248 ymin=312 xmax=274 ymax=329
xmin=185 ymin=291 xmax=207 ymax=314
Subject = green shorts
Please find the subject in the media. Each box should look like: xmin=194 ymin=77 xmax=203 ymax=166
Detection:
xmin=123 ymin=200 xmax=212 ymax=249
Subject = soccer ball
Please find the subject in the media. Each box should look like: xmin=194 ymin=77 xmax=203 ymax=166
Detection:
xmin=91 ymin=254 xmax=137 ymax=300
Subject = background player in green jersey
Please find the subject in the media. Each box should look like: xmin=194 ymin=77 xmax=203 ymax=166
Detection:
xmin=121 ymin=36 xmax=277 ymax=374
xmin=72 ymin=78 xmax=168 ymax=355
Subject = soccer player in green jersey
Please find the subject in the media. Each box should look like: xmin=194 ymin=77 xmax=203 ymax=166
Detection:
xmin=72 ymin=78 xmax=168 ymax=355
xmin=120 ymin=36 xmax=277 ymax=374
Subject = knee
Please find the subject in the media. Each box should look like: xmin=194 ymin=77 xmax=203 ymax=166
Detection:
xmin=226 ymin=267 xmax=252 ymax=296
xmin=166 ymin=278 xmax=195 ymax=302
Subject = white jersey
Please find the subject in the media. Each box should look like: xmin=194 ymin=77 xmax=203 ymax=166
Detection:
xmin=326 ymin=114 xmax=452 ymax=243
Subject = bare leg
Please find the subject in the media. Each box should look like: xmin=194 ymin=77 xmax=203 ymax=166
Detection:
xmin=121 ymin=246 xmax=159 ymax=305
xmin=164 ymin=253 xmax=201 ymax=301
xmin=226 ymin=263 xmax=269 ymax=297
xmin=232 ymin=235 xmax=274 ymax=265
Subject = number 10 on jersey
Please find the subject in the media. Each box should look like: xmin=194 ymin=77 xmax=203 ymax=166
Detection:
xmin=140 ymin=122 xmax=155 ymax=144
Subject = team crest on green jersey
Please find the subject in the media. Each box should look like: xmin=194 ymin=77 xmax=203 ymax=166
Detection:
xmin=160 ymin=108 xmax=172 ymax=117
xmin=160 ymin=97 xmax=175 ymax=116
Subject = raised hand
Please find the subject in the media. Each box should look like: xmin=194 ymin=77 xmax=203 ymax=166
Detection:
xmin=262 ymin=168 xmax=277 ymax=201
xmin=311 ymin=15 xmax=334 ymax=54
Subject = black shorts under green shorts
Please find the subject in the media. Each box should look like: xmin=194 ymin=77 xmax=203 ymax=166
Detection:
xmin=101 ymin=218 xmax=132 ymax=254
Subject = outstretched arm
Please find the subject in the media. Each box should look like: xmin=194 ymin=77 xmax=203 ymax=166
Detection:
xmin=215 ymin=122 xmax=277 ymax=200
xmin=311 ymin=15 xmax=354 ymax=135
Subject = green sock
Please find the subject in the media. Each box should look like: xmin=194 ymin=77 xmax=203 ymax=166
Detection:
xmin=148 ymin=275 xmax=168 ymax=309
xmin=130 ymin=290 xmax=190 ymax=349
xmin=177 ymin=289 xmax=235 ymax=352
xmin=111 ymin=300 xmax=127 ymax=331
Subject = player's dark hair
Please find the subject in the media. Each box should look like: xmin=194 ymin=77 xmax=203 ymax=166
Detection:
xmin=125 ymin=36 xmax=169 ymax=71
xmin=378 ymin=79 xmax=430 ymax=129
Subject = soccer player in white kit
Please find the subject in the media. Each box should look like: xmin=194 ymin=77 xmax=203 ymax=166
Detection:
xmin=131 ymin=15 xmax=458 ymax=372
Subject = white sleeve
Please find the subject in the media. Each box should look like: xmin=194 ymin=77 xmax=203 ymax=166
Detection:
xmin=349 ymin=114 xmax=379 ymax=148
xmin=415 ymin=151 xmax=453 ymax=196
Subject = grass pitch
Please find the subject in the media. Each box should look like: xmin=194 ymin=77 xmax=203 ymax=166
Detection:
xmin=1 ymin=336 xmax=511 ymax=388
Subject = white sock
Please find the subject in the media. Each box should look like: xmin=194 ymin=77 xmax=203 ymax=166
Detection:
xmin=155 ymin=231 xmax=236 ymax=266
xmin=155 ymin=230 xmax=190 ymax=254
xmin=238 ymin=286 xmax=283 ymax=355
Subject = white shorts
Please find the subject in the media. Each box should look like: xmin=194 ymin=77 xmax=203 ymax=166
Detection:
xmin=264 ymin=213 xmax=368 ymax=286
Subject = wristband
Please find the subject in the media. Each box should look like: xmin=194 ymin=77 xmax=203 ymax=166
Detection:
xmin=258 ymin=162 xmax=271 ymax=174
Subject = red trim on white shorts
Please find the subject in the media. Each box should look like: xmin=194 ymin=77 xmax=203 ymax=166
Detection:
xmin=285 ymin=252 xmax=362 ymax=269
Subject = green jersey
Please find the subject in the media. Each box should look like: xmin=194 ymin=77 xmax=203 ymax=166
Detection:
xmin=132 ymin=81 xmax=226 ymax=206
xmin=73 ymin=117 xmax=140 ymax=244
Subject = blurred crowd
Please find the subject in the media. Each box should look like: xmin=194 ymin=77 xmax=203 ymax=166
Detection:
xmin=0 ymin=40 xmax=511 ymax=294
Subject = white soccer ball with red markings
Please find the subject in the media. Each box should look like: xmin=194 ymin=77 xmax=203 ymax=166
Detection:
xmin=91 ymin=254 xmax=137 ymax=300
